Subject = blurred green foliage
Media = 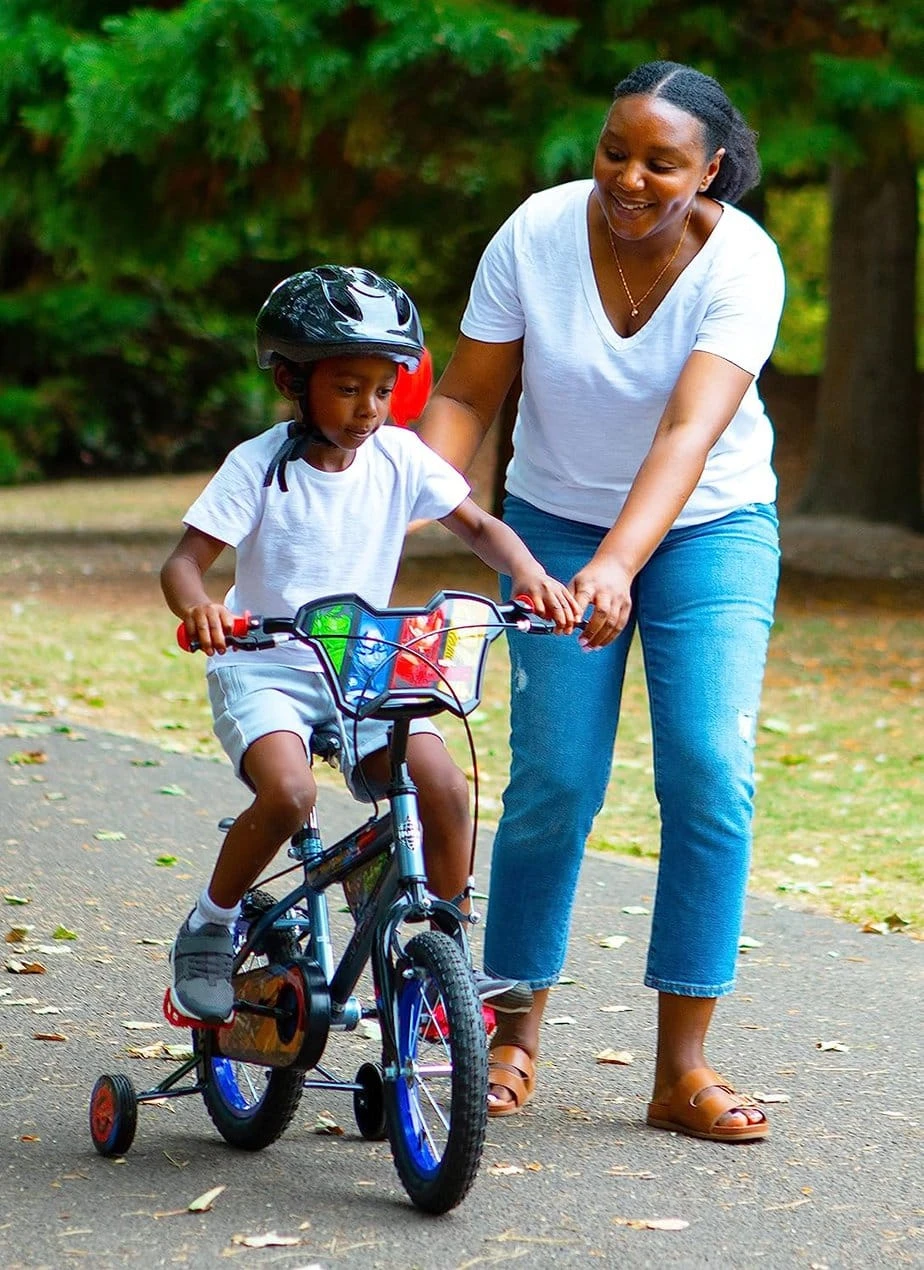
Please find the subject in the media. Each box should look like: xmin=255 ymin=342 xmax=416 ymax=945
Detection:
xmin=0 ymin=0 xmax=920 ymax=480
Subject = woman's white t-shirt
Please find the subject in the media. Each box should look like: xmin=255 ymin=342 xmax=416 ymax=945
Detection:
xmin=461 ymin=180 xmax=785 ymax=529
xmin=183 ymin=423 xmax=470 ymax=670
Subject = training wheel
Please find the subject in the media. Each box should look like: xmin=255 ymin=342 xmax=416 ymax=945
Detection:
xmin=353 ymin=1062 xmax=387 ymax=1141
xmin=89 ymin=1073 xmax=138 ymax=1156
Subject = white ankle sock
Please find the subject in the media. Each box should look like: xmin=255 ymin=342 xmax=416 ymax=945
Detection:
xmin=188 ymin=889 xmax=240 ymax=933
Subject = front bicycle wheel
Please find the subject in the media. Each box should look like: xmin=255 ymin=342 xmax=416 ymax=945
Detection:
xmin=195 ymin=890 xmax=305 ymax=1151
xmin=382 ymin=930 xmax=488 ymax=1213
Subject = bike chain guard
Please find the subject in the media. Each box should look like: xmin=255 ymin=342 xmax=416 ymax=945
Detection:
xmin=216 ymin=957 xmax=330 ymax=1070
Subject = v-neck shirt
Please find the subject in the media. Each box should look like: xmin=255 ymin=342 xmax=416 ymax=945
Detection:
xmin=461 ymin=179 xmax=785 ymax=529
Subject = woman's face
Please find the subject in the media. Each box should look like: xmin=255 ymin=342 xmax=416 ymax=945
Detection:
xmin=593 ymin=94 xmax=724 ymax=243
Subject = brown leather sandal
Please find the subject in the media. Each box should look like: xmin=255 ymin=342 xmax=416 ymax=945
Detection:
xmin=646 ymin=1066 xmax=769 ymax=1142
xmin=487 ymin=1043 xmax=536 ymax=1118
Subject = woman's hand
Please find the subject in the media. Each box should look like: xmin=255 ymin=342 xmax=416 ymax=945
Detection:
xmin=510 ymin=569 xmax=584 ymax=634
xmin=180 ymin=602 xmax=239 ymax=656
xmin=570 ymin=558 xmax=634 ymax=649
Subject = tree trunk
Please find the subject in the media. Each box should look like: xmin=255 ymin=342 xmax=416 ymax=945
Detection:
xmin=798 ymin=119 xmax=922 ymax=530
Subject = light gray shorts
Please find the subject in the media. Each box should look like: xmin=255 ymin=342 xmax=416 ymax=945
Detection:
xmin=206 ymin=662 xmax=441 ymax=803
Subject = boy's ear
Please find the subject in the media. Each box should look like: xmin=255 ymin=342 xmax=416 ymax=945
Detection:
xmin=273 ymin=363 xmax=306 ymax=398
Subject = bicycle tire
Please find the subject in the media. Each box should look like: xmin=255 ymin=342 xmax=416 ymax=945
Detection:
xmin=381 ymin=930 xmax=488 ymax=1213
xmin=194 ymin=890 xmax=305 ymax=1151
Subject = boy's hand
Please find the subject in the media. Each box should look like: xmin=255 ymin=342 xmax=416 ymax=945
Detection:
xmin=509 ymin=571 xmax=582 ymax=634
xmin=181 ymin=602 xmax=239 ymax=655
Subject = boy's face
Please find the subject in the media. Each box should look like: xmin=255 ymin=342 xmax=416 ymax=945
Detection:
xmin=306 ymin=355 xmax=398 ymax=452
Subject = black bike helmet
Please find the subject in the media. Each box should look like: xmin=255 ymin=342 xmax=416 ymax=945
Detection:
xmin=255 ymin=265 xmax=424 ymax=371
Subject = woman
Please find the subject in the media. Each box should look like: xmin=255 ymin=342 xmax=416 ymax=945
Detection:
xmin=416 ymin=61 xmax=784 ymax=1141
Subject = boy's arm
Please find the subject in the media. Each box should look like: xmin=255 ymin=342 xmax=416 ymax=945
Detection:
xmin=440 ymin=497 xmax=581 ymax=632
xmin=160 ymin=527 xmax=236 ymax=655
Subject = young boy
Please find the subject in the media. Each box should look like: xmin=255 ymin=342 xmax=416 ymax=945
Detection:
xmin=160 ymin=265 xmax=580 ymax=1024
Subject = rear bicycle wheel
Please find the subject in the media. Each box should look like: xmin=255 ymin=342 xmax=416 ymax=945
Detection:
xmin=195 ymin=890 xmax=305 ymax=1151
xmin=382 ymin=930 xmax=488 ymax=1213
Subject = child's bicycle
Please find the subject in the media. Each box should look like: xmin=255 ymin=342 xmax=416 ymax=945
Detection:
xmin=88 ymin=590 xmax=555 ymax=1213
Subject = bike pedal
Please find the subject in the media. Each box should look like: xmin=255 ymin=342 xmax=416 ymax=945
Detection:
xmin=161 ymin=987 xmax=235 ymax=1031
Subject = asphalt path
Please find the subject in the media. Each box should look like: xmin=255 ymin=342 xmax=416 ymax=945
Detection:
xmin=0 ymin=703 xmax=921 ymax=1269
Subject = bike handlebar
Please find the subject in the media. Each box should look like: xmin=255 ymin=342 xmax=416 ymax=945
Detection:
xmin=174 ymin=590 xmax=574 ymax=720
xmin=176 ymin=594 xmax=556 ymax=654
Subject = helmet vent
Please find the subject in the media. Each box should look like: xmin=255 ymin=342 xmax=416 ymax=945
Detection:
xmin=394 ymin=290 xmax=412 ymax=325
xmin=326 ymin=287 xmax=364 ymax=322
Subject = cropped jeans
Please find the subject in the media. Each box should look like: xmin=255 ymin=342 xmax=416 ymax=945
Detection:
xmin=483 ymin=495 xmax=780 ymax=998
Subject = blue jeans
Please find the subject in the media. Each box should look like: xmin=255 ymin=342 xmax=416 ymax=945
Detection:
xmin=484 ymin=496 xmax=780 ymax=997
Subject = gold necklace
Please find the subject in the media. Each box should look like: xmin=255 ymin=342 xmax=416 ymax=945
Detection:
xmin=606 ymin=206 xmax=693 ymax=318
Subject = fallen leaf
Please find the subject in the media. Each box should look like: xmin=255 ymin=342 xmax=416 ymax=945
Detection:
xmin=51 ymin=926 xmax=78 ymax=941
xmin=6 ymin=925 xmax=33 ymax=942
xmin=33 ymin=1005 xmax=62 ymax=1014
xmin=488 ymin=1163 xmax=525 ymax=1176
xmin=3 ymin=896 xmax=30 ymax=906
xmin=884 ymin=912 xmax=910 ymax=929
xmin=599 ymin=1004 xmax=632 ymax=1014
xmin=20 ymin=1134 xmax=40 ymax=1142
xmin=121 ymin=1020 xmax=160 ymax=1031
xmin=230 ymin=1232 xmax=303 ymax=1248
xmin=157 ymin=785 xmax=187 ymax=797
xmin=752 ymin=1091 xmax=791 ymax=1104
xmin=613 ymin=1216 xmax=689 ymax=1231
xmin=862 ymin=913 xmax=910 ymax=935
xmin=188 ymin=1185 xmax=225 ymax=1212
xmin=547 ymin=1015 xmax=576 ymax=1026
xmin=94 ymin=830 xmax=126 ymax=842
xmin=815 ymin=1040 xmax=849 ymax=1052
xmin=313 ymin=1111 xmax=343 ymax=1135
xmin=599 ymin=935 xmax=629 ymax=949
xmin=6 ymin=959 xmax=46 ymax=974
xmin=595 ymin=1048 xmax=634 ymax=1065
xmin=6 ymin=750 xmax=47 ymax=765
xmin=155 ymin=855 xmax=178 ymax=868
xmin=33 ymin=1032 xmax=68 ymax=1042
xmin=357 ymin=1018 xmax=381 ymax=1042
xmin=738 ymin=935 xmax=763 ymax=950
xmin=621 ymin=905 xmax=650 ymax=916
xmin=760 ymin=718 xmax=790 ymax=734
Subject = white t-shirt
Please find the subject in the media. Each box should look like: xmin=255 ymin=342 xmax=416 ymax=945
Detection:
xmin=461 ymin=180 xmax=785 ymax=528
xmin=183 ymin=423 xmax=470 ymax=670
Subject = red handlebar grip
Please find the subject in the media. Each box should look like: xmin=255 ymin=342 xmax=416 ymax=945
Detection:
xmin=513 ymin=593 xmax=535 ymax=612
xmin=176 ymin=613 xmax=251 ymax=652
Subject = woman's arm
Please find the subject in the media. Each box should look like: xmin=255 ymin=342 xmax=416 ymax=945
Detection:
xmin=573 ymin=350 xmax=754 ymax=647
xmin=160 ymin=526 xmax=236 ymax=655
xmin=416 ymin=334 xmax=523 ymax=473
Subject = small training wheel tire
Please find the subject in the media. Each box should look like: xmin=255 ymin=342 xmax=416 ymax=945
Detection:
xmin=353 ymin=1062 xmax=387 ymax=1141
xmin=90 ymin=1074 xmax=138 ymax=1156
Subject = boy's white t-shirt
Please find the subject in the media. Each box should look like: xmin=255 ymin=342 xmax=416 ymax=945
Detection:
xmin=183 ymin=424 xmax=470 ymax=671
xmin=461 ymin=180 xmax=785 ymax=529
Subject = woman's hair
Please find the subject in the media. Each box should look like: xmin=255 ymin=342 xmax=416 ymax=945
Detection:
xmin=612 ymin=61 xmax=760 ymax=204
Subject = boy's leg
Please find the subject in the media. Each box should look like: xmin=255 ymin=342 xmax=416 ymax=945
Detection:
xmin=170 ymin=730 xmax=315 ymax=1022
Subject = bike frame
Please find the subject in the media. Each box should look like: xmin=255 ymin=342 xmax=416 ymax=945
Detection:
xmin=231 ymin=713 xmax=470 ymax=1072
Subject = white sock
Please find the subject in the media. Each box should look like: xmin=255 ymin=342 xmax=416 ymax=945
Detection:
xmin=188 ymin=888 xmax=240 ymax=933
